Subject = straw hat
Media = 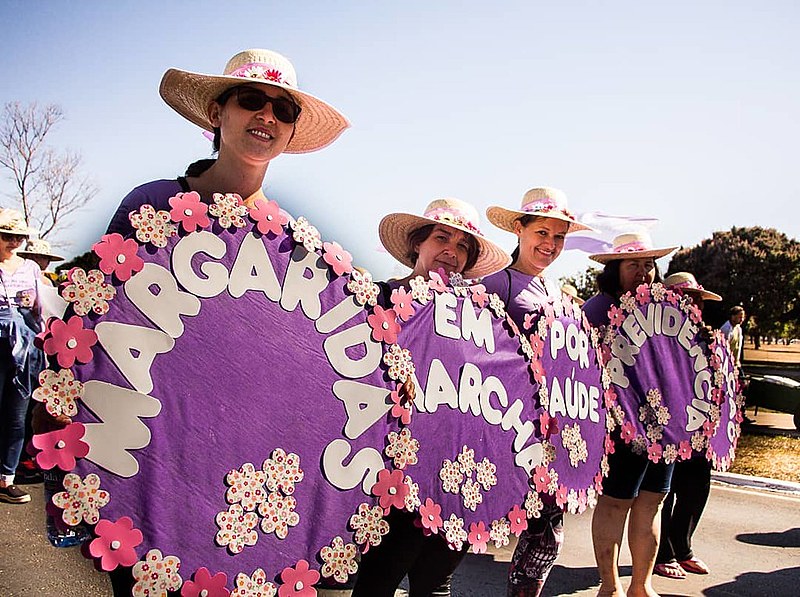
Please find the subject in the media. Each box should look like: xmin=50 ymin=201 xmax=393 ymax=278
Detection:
xmin=0 ymin=208 xmax=37 ymax=236
xmin=589 ymin=231 xmax=677 ymax=264
xmin=561 ymin=283 xmax=585 ymax=305
xmin=379 ymin=198 xmax=511 ymax=279
xmin=664 ymin=272 xmax=721 ymax=301
xmin=486 ymin=187 xmax=594 ymax=234
xmin=159 ymin=48 xmax=350 ymax=154
xmin=17 ymin=238 xmax=64 ymax=262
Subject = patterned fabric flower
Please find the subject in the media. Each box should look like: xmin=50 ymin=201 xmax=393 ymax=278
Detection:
xmin=488 ymin=293 xmax=506 ymax=318
xmin=439 ymin=459 xmax=463 ymax=494
xmin=210 ymin=193 xmax=248 ymax=229
xmin=278 ymin=560 xmax=319 ymax=597
xmin=561 ymin=423 xmax=588 ymax=467
xmin=182 ymin=567 xmax=230 ymax=597
xmin=490 ymin=517 xmax=511 ymax=548
xmin=507 ymin=505 xmax=527 ymax=536
xmin=456 ymin=445 xmax=476 ymax=475
xmin=390 ymin=287 xmax=415 ymax=321
xmin=418 ymin=498 xmax=443 ymax=534
xmin=620 ymin=293 xmax=637 ymax=312
xmin=349 ymin=503 xmax=390 ymax=550
xmin=225 ymin=463 xmax=267 ymax=511
xmin=663 ymin=444 xmax=678 ymax=464
xmin=258 ymin=492 xmax=300 ymax=539
xmin=32 ymin=422 xmax=89 ymax=471
xmin=215 ymin=503 xmax=259 ymax=553
xmin=52 ymin=472 xmax=110 ymax=525
xmin=475 ymin=458 xmax=497 ymax=491
xmin=389 ymin=388 xmax=412 ymax=425
xmin=443 ymin=514 xmax=468 ymax=550
xmin=586 ymin=486 xmax=598 ymax=509
xmin=89 ymin=516 xmax=143 ymax=571
xmin=541 ymin=442 xmax=557 ymax=467
xmin=232 ymin=569 xmax=276 ymax=597
xmin=131 ymin=549 xmax=182 ymax=596
xmin=385 ymin=428 xmax=419 ymax=469
xmin=409 ymin=276 xmax=432 ymax=304
xmin=347 ymin=268 xmax=380 ymax=306
xmin=531 ymin=466 xmax=551 ymax=494
xmin=290 ymin=216 xmax=323 ymax=252
xmin=42 ymin=315 xmax=98 ymax=368
xmin=33 ymin=368 xmax=83 ymax=417
xmin=93 ymin=233 xmax=144 ymax=281
xmin=567 ymin=489 xmax=581 ymax=514
xmin=651 ymin=283 xmax=666 ymax=301
xmin=262 ymin=448 xmax=304 ymax=495
xmin=519 ymin=334 xmax=534 ymax=359
xmin=129 ymin=204 xmax=178 ymax=247
xmin=468 ymin=521 xmax=490 ymax=554
xmin=461 ymin=479 xmax=483 ymax=511
xmin=371 ymin=468 xmax=410 ymax=513
xmin=403 ymin=475 xmax=421 ymax=511
xmin=525 ymin=491 xmax=544 ymax=518
xmin=631 ymin=436 xmax=648 ymax=455
xmin=383 ymin=344 xmax=415 ymax=382
xmin=61 ymin=268 xmax=116 ymax=316
xmin=538 ymin=384 xmax=549 ymax=410
xmin=322 ymin=241 xmax=354 ymax=276
xmin=470 ymin=284 xmax=489 ymax=308
xmin=546 ymin=469 xmax=559 ymax=494
xmin=169 ymin=191 xmax=210 ymax=233
xmin=319 ymin=536 xmax=358 ymax=583
xmin=367 ymin=305 xmax=401 ymax=344
xmin=250 ymin=198 xmax=288 ymax=236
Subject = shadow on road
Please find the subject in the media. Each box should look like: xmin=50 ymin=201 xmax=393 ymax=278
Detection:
xmin=736 ymin=527 xmax=800 ymax=548
xmin=703 ymin=567 xmax=800 ymax=595
xmin=546 ymin=564 xmax=608 ymax=594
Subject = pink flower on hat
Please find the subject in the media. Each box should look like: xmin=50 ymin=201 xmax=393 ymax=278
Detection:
xmin=32 ymin=423 xmax=89 ymax=471
xmin=182 ymin=567 xmax=230 ymax=597
xmin=390 ymin=287 xmax=415 ymax=321
xmin=93 ymin=233 xmax=144 ymax=281
xmin=468 ymin=521 xmax=489 ymax=554
xmin=42 ymin=316 xmax=98 ymax=368
xmin=371 ymin=468 xmax=409 ymax=514
xmin=322 ymin=241 xmax=354 ymax=276
xmin=418 ymin=498 xmax=443 ymax=535
xmin=278 ymin=560 xmax=319 ymax=597
xmin=89 ymin=516 xmax=143 ymax=571
xmin=250 ymin=198 xmax=289 ymax=236
xmin=367 ymin=306 xmax=401 ymax=344
xmin=169 ymin=191 xmax=210 ymax=233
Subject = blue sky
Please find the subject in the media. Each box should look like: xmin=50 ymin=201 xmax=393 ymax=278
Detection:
xmin=1 ymin=0 xmax=798 ymax=281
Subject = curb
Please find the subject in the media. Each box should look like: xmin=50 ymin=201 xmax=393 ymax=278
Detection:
xmin=711 ymin=470 xmax=800 ymax=495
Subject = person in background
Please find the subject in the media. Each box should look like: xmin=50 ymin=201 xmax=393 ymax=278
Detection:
xmin=582 ymin=231 xmax=678 ymax=597
xmin=653 ymin=272 xmax=721 ymax=580
xmin=352 ymin=197 xmax=510 ymax=597
xmin=17 ymin=239 xmax=64 ymax=282
xmin=482 ymin=187 xmax=593 ymax=597
xmin=720 ymin=306 xmax=745 ymax=368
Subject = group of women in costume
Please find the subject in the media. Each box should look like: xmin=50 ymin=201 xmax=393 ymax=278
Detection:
xmin=26 ymin=47 xmax=717 ymax=596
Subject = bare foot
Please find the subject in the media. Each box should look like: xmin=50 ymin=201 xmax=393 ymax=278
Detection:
xmin=597 ymin=582 xmax=626 ymax=596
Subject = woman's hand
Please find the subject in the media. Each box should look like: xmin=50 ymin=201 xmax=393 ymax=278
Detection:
xmin=32 ymin=403 xmax=71 ymax=435
xmin=399 ymin=377 xmax=416 ymax=406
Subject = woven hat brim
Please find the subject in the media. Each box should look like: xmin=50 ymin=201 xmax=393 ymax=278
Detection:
xmin=159 ymin=68 xmax=350 ymax=154
xmin=589 ymin=246 xmax=678 ymax=264
xmin=379 ymin=213 xmax=511 ymax=279
xmin=17 ymin=250 xmax=64 ymax=261
xmin=680 ymin=287 xmax=722 ymax=302
xmin=486 ymin=206 xmax=595 ymax=234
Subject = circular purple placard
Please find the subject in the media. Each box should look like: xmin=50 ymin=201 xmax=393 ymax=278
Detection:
xmin=706 ymin=332 xmax=744 ymax=471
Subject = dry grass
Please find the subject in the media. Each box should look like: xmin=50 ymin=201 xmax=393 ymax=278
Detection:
xmin=729 ymin=432 xmax=800 ymax=482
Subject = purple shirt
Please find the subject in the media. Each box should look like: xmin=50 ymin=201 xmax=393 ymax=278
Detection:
xmin=482 ymin=268 xmax=560 ymax=327
xmin=581 ymin=293 xmax=615 ymax=327
xmin=106 ymin=179 xmax=184 ymax=236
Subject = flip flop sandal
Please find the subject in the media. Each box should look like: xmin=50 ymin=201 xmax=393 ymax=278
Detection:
xmin=653 ymin=562 xmax=687 ymax=579
xmin=679 ymin=558 xmax=710 ymax=574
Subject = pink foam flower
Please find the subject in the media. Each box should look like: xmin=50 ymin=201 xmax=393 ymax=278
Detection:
xmin=367 ymin=306 xmax=401 ymax=344
xmin=182 ymin=567 xmax=230 ymax=597
xmin=428 ymin=269 xmax=449 ymax=293
xmin=32 ymin=423 xmax=89 ymax=471
xmin=600 ymin=344 xmax=612 ymax=365
xmin=531 ymin=466 xmax=551 ymax=494
xmin=635 ymin=284 xmax=651 ymax=305
xmin=603 ymin=387 xmax=617 ymax=408
xmin=523 ymin=313 xmax=536 ymax=330
xmin=608 ymin=304 xmax=626 ymax=327
xmin=543 ymin=302 xmax=556 ymax=325
xmin=505 ymin=315 xmax=520 ymax=336
xmin=278 ymin=560 xmax=320 ymax=597
xmin=418 ymin=498 xmax=443 ymax=534
xmin=709 ymin=353 xmax=722 ymax=369
xmin=93 ymin=233 xmax=144 ymax=281
xmin=42 ymin=316 xmax=98 ymax=368
xmin=169 ymin=191 xmax=210 ymax=233
xmin=702 ymin=419 xmax=716 ymax=437
xmin=665 ymin=290 xmax=680 ymax=305
xmin=371 ymin=468 xmax=409 ymax=513
xmin=555 ymin=485 xmax=568 ymax=508
xmin=250 ymin=198 xmax=289 ymax=236
xmin=620 ymin=421 xmax=636 ymax=444
xmin=711 ymin=386 xmax=724 ymax=404
xmin=688 ymin=304 xmax=703 ymax=324
xmin=89 ymin=516 xmax=144 ymax=571
xmin=468 ymin=521 xmax=489 ymax=554
xmin=604 ymin=435 xmax=616 ymax=455
xmin=390 ymin=287 xmax=415 ymax=321
xmin=539 ymin=411 xmax=559 ymax=438
xmin=507 ymin=505 xmax=527 ymax=536
xmin=678 ymin=440 xmax=693 ymax=460
xmin=647 ymin=443 xmax=663 ymax=463
xmin=530 ymin=358 xmax=545 ymax=384
xmin=577 ymin=489 xmax=588 ymax=513
xmin=389 ymin=387 xmax=412 ymax=425
xmin=469 ymin=284 xmax=488 ymax=308
xmin=322 ymin=241 xmax=353 ymax=276
xmin=594 ymin=472 xmax=604 ymax=493
xmin=529 ymin=334 xmax=544 ymax=357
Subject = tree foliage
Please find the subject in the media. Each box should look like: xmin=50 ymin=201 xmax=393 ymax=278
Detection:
xmin=560 ymin=265 xmax=602 ymax=301
xmin=667 ymin=227 xmax=800 ymax=335
xmin=0 ymin=102 xmax=97 ymax=241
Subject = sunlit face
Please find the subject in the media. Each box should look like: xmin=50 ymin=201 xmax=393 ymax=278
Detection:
xmin=209 ymin=85 xmax=295 ymax=166
xmin=514 ymin=217 xmax=569 ymax=275
xmin=412 ymin=224 xmax=471 ymax=278
xmin=618 ymin=257 xmax=655 ymax=293
xmin=0 ymin=233 xmax=26 ymax=255
xmin=733 ymin=310 xmax=745 ymax=325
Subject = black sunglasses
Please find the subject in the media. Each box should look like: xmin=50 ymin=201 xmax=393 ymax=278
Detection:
xmin=217 ymin=86 xmax=301 ymax=124
xmin=0 ymin=232 xmax=26 ymax=242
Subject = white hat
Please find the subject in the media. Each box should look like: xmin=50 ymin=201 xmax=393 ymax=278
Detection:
xmin=159 ymin=48 xmax=350 ymax=153
xmin=0 ymin=208 xmax=37 ymax=236
xmin=589 ymin=231 xmax=677 ymax=264
xmin=664 ymin=272 xmax=722 ymax=302
xmin=17 ymin=238 xmax=64 ymax=262
xmin=379 ymin=198 xmax=511 ymax=279
xmin=486 ymin=187 xmax=594 ymax=234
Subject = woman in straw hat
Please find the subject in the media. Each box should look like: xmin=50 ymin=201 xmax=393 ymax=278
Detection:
xmin=352 ymin=197 xmax=510 ymax=597
xmin=653 ymin=272 xmax=720 ymax=581
xmin=107 ymin=48 xmax=349 ymax=235
xmin=0 ymin=209 xmax=46 ymax=505
xmin=482 ymin=187 xmax=593 ymax=597
xmin=582 ymin=231 xmax=678 ymax=597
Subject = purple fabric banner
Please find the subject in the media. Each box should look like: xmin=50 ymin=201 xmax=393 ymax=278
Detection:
xmin=706 ymin=332 xmax=744 ymax=471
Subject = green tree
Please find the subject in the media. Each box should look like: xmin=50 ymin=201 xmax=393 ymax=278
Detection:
xmin=560 ymin=265 xmax=602 ymax=301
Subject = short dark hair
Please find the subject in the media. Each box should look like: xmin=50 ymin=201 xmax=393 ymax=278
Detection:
xmin=596 ymin=259 xmax=663 ymax=297
xmin=730 ymin=306 xmax=745 ymax=317
xmin=405 ymin=224 xmax=480 ymax=274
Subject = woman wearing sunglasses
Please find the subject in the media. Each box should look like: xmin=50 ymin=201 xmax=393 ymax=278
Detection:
xmin=107 ymin=48 xmax=349 ymax=234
